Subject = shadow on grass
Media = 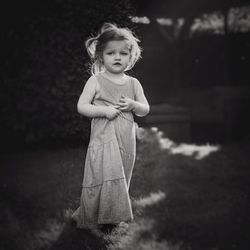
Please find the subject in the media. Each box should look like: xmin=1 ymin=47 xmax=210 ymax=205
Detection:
xmin=149 ymin=147 xmax=250 ymax=250
xmin=130 ymin=128 xmax=250 ymax=250
xmin=1 ymin=129 xmax=250 ymax=250
xmin=50 ymin=223 xmax=108 ymax=250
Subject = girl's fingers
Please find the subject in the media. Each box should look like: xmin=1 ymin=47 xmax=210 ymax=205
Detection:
xmin=117 ymin=102 xmax=127 ymax=107
xmin=116 ymin=110 xmax=122 ymax=116
xmin=118 ymin=99 xmax=126 ymax=103
xmin=119 ymin=106 xmax=128 ymax=111
xmin=122 ymin=95 xmax=129 ymax=100
xmin=120 ymin=104 xmax=128 ymax=109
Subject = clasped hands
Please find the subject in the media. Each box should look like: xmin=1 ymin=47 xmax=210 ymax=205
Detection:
xmin=105 ymin=95 xmax=136 ymax=120
xmin=116 ymin=95 xmax=135 ymax=112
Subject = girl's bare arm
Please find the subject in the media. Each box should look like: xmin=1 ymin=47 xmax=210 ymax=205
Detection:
xmin=117 ymin=78 xmax=150 ymax=117
xmin=77 ymin=76 xmax=106 ymax=117
xmin=77 ymin=76 xmax=121 ymax=120
xmin=132 ymin=78 xmax=150 ymax=117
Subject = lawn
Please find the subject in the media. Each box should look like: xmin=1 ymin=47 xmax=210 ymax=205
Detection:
xmin=1 ymin=128 xmax=250 ymax=250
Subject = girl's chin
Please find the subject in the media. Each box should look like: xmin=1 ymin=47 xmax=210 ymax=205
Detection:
xmin=108 ymin=71 xmax=124 ymax=75
xmin=108 ymin=68 xmax=126 ymax=74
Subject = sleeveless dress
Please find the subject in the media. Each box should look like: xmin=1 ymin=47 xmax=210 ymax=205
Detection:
xmin=72 ymin=73 xmax=136 ymax=228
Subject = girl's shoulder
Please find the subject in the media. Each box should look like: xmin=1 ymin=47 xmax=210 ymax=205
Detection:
xmin=85 ymin=75 xmax=98 ymax=88
xmin=87 ymin=74 xmax=99 ymax=83
xmin=128 ymin=76 xmax=146 ymax=97
xmin=128 ymin=75 xmax=141 ymax=83
xmin=93 ymin=72 xmax=107 ymax=84
xmin=84 ymin=75 xmax=101 ymax=93
xmin=128 ymin=76 xmax=142 ymax=88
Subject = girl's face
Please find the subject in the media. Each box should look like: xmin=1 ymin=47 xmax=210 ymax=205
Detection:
xmin=102 ymin=40 xmax=131 ymax=75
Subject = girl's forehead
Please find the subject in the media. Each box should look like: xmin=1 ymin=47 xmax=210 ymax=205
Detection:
xmin=104 ymin=40 xmax=131 ymax=50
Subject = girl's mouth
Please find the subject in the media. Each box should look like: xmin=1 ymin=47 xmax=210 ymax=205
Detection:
xmin=113 ymin=62 xmax=122 ymax=66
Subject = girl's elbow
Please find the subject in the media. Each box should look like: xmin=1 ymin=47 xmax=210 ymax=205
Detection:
xmin=142 ymin=105 xmax=150 ymax=116
xmin=77 ymin=103 xmax=82 ymax=114
xmin=137 ymin=105 xmax=150 ymax=117
xmin=77 ymin=102 xmax=86 ymax=115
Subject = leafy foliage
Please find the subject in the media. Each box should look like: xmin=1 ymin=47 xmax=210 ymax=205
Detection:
xmin=0 ymin=0 xmax=134 ymax=149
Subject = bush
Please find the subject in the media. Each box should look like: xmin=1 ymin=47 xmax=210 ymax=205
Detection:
xmin=0 ymin=0 xmax=135 ymax=150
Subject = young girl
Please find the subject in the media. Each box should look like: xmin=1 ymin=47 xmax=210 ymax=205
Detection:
xmin=72 ymin=23 xmax=149 ymax=231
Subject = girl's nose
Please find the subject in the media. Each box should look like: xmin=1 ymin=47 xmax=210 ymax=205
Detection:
xmin=114 ymin=53 xmax=121 ymax=60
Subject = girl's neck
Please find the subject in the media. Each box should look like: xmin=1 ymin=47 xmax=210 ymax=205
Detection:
xmin=103 ymin=70 xmax=125 ymax=79
xmin=102 ymin=71 xmax=128 ymax=85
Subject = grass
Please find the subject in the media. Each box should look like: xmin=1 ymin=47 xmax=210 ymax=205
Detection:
xmin=133 ymin=130 xmax=250 ymax=250
xmin=1 ymin=128 xmax=250 ymax=250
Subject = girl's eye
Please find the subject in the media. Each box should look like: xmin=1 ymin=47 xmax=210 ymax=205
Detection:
xmin=106 ymin=52 xmax=114 ymax=55
xmin=121 ymin=52 xmax=129 ymax=55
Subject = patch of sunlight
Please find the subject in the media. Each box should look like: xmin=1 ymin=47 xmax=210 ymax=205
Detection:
xmin=190 ymin=11 xmax=225 ymax=35
xmin=130 ymin=16 xmax=151 ymax=24
xmin=229 ymin=5 xmax=250 ymax=33
xmin=139 ymin=240 xmax=183 ymax=250
xmin=151 ymin=127 xmax=159 ymax=132
xmin=149 ymin=127 xmax=220 ymax=160
xmin=170 ymin=143 xmax=220 ymax=160
xmin=105 ymin=218 xmax=182 ymax=250
xmin=150 ymin=127 xmax=175 ymax=149
xmin=156 ymin=17 xmax=185 ymax=28
xmin=134 ymin=191 xmax=166 ymax=208
xmin=32 ymin=219 xmax=64 ymax=249
xmin=159 ymin=137 xmax=175 ymax=149
xmin=156 ymin=17 xmax=173 ymax=26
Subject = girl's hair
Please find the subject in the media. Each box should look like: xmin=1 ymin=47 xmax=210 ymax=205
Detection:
xmin=85 ymin=23 xmax=142 ymax=74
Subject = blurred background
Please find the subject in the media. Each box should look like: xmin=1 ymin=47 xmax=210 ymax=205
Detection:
xmin=1 ymin=1 xmax=250 ymax=250
xmin=1 ymin=0 xmax=250 ymax=152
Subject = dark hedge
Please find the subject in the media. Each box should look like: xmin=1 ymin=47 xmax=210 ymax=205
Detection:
xmin=0 ymin=0 xmax=135 ymax=151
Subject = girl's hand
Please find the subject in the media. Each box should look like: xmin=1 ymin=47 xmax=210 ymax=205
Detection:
xmin=104 ymin=106 xmax=121 ymax=120
xmin=117 ymin=95 xmax=135 ymax=112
